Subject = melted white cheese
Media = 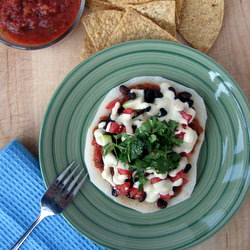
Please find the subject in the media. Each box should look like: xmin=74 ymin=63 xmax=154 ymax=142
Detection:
xmin=174 ymin=124 xmax=198 ymax=153
xmin=110 ymin=82 xmax=197 ymax=133
xmin=94 ymin=129 xmax=111 ymax=146
xmin=123 ymin=89 xmax=149 ymax=110
xmin=102 ymin=153 xmax=117 ymax=185
xmin=110 ymin=102 xmax=121 ymax=121
xmin=141 ymin=83 xmax=196 ymax=125
xmin=144 ymin=179 xmax=174 ymax=203
xmin=168 ymin=157 xmax=188 ymax=177
xmin=102 ymin=153 xmax=130 ymax=186
xmin=133 ymin=181 xmax=140 ymax=189
xmin=113 ymin=161 xmax=130 ymax=185
xmin=132 ymin=113 xmax=148 ymax=128
xmin=94 ymin=82 xmax=198 ymax=204
xmin=146 ymin=169 xmax=168 ymax=180
xmin=98 ymin=121 xmax=106 ymax=129
xmin=173 ymin=178 xmax=183 ymax=187
xmin=116 ymin=113 xmax=134 ymax=134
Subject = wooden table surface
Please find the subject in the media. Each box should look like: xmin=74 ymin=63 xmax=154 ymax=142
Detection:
xmin=0 ymin=0 xmax=249 ymax=249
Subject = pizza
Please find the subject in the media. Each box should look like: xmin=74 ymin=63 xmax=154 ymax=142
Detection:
xmin=85 ymin=76 xmax=207 ymax=213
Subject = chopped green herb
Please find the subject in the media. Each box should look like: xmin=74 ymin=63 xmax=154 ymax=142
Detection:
xmin=102 ymin=117 xmax=183 ymax=186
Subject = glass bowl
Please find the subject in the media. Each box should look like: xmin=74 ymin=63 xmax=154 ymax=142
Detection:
xmin=0 ymin=0 xmax=85 ymax=50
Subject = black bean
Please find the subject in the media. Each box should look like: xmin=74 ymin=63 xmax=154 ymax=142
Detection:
xmin=144 ymin=89 xmax=153 ymax=103
xmin=128 ymin=92 xmax=136 ymax=99
xmin=186 ymin=99 xmax=194 ymax=108
xmin=173 ymin=186 xmax=179 ymax=192
xmin=138 ymin=192 xmax=146 ymax=202
xmin=135 ymin=109 xmax=144 ymax=117
xmin=158 ymin=108 xmax=168 ymax=117
xmin=99 ymin=120 xmax=108 ymax=129
xmin=154 ymin=89 xmax=163 ymax=98
xmin=119 ymin=85 xmax=130 ymax=95
xmin=178 ymin=91 xmax=192 ymax=100
xmin=168 ymin=87 xmax=176 ymax=96
xmin=144 ymin=106 xmax=151 ymax=112
xmin=118 ymin=107 xmax=124 ymax=114
xmin=144 ymin=88 xmax=163 ymax=103
xmin=125 ymin=179 xmax=134 ymax=188
xmin=157 ymin=198 xmax=168 ymax=209
xmin=112 ymin=188 xmax=119 ymax=197
xmin=184 ymin=164 xmax=192 ymax=173
xmin=133 ymin=106 xmax=151 ymax=118
xmin=176 ymin=91 xmax=194 ymax=107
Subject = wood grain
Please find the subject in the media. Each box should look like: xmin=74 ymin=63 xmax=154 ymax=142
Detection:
xmin=0 ymin=0 xmax=249 ymax=249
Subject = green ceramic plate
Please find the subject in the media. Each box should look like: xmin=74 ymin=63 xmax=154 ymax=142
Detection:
xmin=39 ymin=40 xmax=250 ymax=249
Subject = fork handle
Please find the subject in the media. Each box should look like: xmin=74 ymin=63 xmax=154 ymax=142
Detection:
xmin=10 ymin=213 xmax=47 ymax=250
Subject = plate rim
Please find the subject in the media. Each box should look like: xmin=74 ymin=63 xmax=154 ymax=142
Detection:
xmin=39 ymin=40 xmax=250 ymax=249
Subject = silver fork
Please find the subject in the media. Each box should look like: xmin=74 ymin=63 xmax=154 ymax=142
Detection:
xmin=11 ymin=162 xmax=88 ymax=250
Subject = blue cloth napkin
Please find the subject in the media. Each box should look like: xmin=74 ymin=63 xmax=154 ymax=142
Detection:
xmin=0 ymin=140 xmax=105 ymax=250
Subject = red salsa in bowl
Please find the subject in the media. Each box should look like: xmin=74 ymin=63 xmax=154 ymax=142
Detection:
xmin=0 ymin=0 xmax=84 ymax=49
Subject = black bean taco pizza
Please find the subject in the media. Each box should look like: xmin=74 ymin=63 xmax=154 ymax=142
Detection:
xmin=84 ymin=76 xmax=207 ymax=213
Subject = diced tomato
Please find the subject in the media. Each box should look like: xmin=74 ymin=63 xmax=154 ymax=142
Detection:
xmin=118 ymin=168 xmax=133 ymax=178
xmin=182 ymin=178 xmax=189 ymax=185
xmin=134 ymin=190 xmax=145 ymax=200
xmin=115 ymin=182 xmax=131 ymax=196
xmin=129 ymin=187 xmax=145 ymax=200
xmin=105 ymin=98 xmax=120 ymax=111
xmin=179 ymin=110 xmax=192 ymax=123
xmin=92 ymin=139 xmax=104 ymax=172
xmin=110 ymin=167 xmax=114 ymax=176
xmin=150 ymin=177 xmax=163 ymax=184
xmin=169 ymin=170 xmax=187 ymax=182
xmin=108 ymin=122 xmax=125 ymax=134
xmin=175 ymin=132 xmax=186 ymax=140
xmin=99 ymin=116 xmax=109 ymax=121
xmin=123 ymin=109 xmax=134 ymax=114
xmin=160 ymin=193 xmax=171 ymax=200
xmin=181 ymin=152 xmax=192 ymax=157
xmin=190 ymin=118 xmax=204 ymax=135
xmin=129 ymin=187 xmax=139 ymax=198
xmin=182 ymin=124 xmax=187 ymax=129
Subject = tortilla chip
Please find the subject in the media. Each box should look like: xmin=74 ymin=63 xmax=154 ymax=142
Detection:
xmin=130 ymin=1 xmax=176 ymax=37
xmin=105 ymin=8 xmax=179 ymax=48
xmin=108 ymin=0 xmax=162 ymax=9
xmin=175 ymin=0 xmax=183 ymax=24
xmin=86 ymin=0 xmax=123 ymax=11
xmin=177 ymin=0 xmax=224 ymax=53
xmin=80 ymin=33 xmax=97 ymax=60
xmin=109 ymin=0 xmax=156 ymax=4
xmin=82 ymin=10 xmax=124 ymax=51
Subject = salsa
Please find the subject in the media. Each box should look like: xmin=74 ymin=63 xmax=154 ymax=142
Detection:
xmin=0 ymin=0 xmax=81 ymax=45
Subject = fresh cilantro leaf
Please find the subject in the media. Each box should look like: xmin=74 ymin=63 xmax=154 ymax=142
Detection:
xmin=149 ymin=134 xmax=157 ymax=143
xmin=171 ymin=137 xmax=183 ymax=146
xmin=130 ymin=139 xmax=144 ymax=160
xmin=102 ymin=117 xmax=184 ymax=187
xmin=102 ymin=143 xmax=115 ymax=156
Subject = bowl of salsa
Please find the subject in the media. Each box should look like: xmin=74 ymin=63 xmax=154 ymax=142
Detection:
xmin=0 ymin=0 xmax=85 ymax=50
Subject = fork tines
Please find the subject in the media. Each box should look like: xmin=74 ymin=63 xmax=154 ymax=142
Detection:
xmin=45 ymin=162 xmax=88 ymax=205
